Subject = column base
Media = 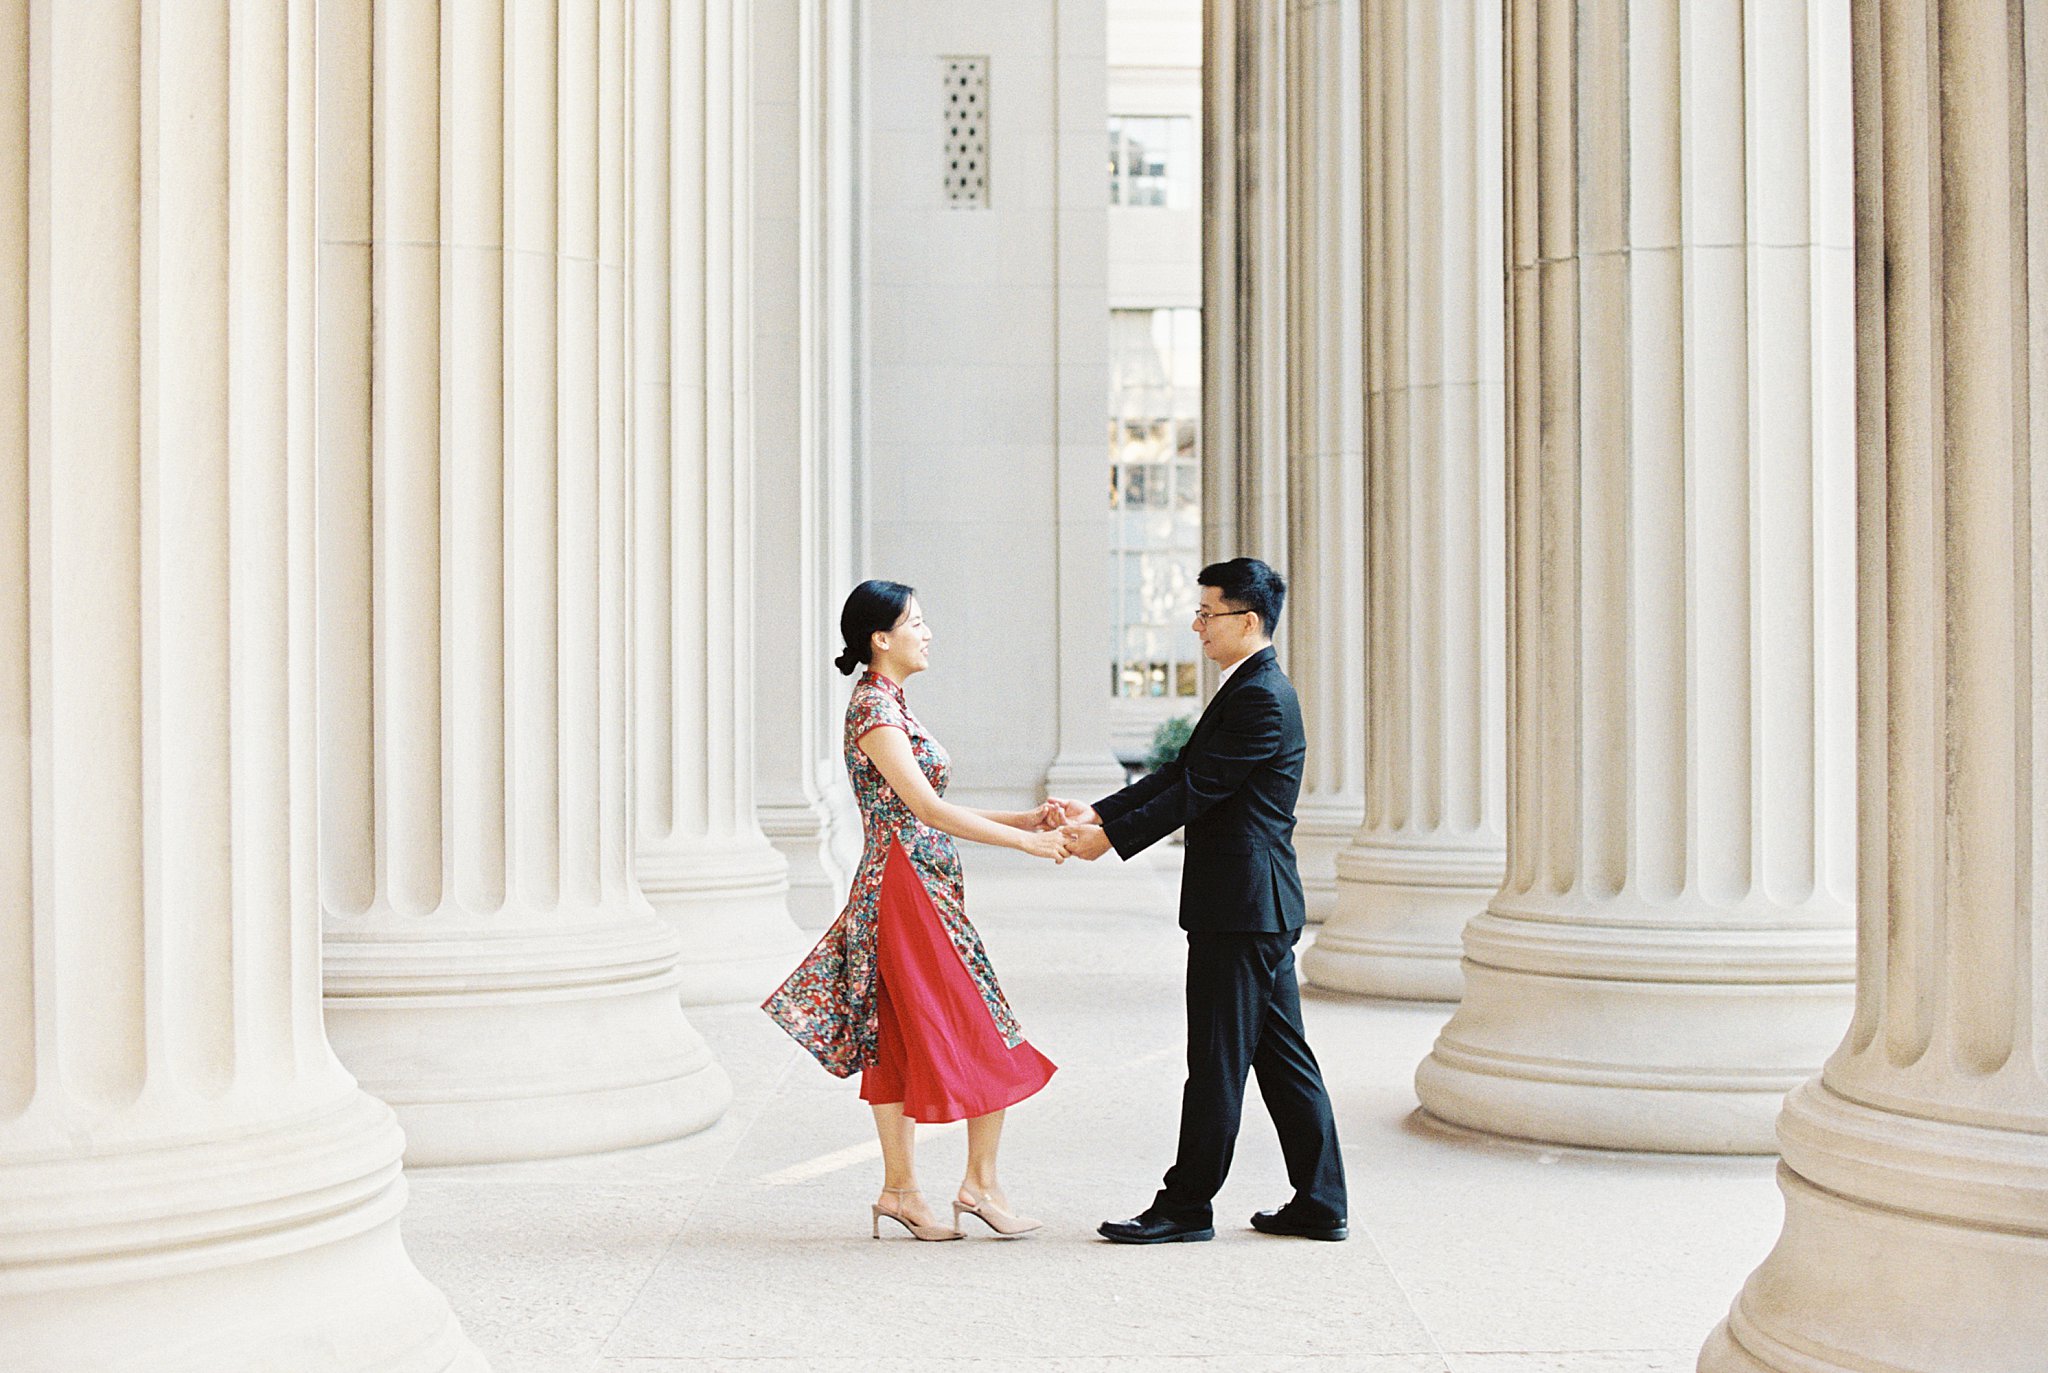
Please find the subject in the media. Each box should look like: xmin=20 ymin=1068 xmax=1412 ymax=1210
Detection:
xmin=1701 ymin=1078 xmax=2048 ymax=1372
xmin=1292 ymin=802 xmax=1363 ymax=925
xmin=759 ymin=798 xmax=850 ymax=928
xmin=640 ymin=837 xmax=810 ymax=1004
xmin=1697 ymin=1323 xmax=1775 ymax=1373
xmin=1304 ymin=840 xmax=1501 ymax=999
xmin=0 ymin=1092 xmax=485 ymax=1372
xmin=325 ymin=912 xmax=732 ymax=1164
xmin=817 ymin=763 xmax=865 ymax=883
xmin=1414 ymin=911 xmax=1854 ymax=1153
xmin=1044 ymin=753 xmax=1130 ymax=801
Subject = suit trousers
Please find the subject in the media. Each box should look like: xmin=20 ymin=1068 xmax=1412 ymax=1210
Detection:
xmin=1153 ymin=929 xmax=1347 ymax=1226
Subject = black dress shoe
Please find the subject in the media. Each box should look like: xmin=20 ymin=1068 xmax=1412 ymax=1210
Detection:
xmin=1250 ymin=1207 xmax=1348 ymax=1241
xmin=1097 ymin=1211 xmax=1215 ymax=1244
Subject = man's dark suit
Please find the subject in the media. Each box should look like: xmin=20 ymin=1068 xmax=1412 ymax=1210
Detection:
xmin=1093 ymin=645 xmax=1346 ymax=1228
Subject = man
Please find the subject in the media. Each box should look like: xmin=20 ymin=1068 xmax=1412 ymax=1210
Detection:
xmin=1055 ymin=557 xmax=1347 ymax=1244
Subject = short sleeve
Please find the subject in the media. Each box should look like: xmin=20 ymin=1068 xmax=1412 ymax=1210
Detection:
xmin=847 ymin=683 xmax=910 ymax=747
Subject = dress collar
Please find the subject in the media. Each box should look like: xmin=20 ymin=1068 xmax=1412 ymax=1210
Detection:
xmin=863 ymin=667 xmax=908 ymax=703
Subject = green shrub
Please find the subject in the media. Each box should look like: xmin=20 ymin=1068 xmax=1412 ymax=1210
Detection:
xmin=1145 ymin=714 xmax=1196 ymax=773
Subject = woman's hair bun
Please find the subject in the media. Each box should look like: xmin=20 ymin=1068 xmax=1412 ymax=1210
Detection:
xmin=836 ymin=580 xmax=916 ymax=677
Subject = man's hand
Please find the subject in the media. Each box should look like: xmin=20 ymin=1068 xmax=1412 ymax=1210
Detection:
xmin=1060 ymin=823 xmax=1112 ymax=861
xmin=1046 ymin=796 xmax=1101 ymax=827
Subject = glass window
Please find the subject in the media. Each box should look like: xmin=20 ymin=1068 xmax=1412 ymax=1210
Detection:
xmin=1109 ymin=307 xmax=1203 ymax=700
xmin=1108 ymin=115 xmax=1196 ymax=209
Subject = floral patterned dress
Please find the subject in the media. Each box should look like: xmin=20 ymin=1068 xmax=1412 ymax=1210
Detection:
xmin=762 ymin=669 xmax=1053 ymax=1119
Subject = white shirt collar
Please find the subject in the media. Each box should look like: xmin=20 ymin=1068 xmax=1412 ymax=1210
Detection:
xmin=1216 ymin=648 xmax=1262 ymax=690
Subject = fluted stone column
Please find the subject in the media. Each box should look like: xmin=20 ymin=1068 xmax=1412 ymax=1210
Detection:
xmin=0 ymin=3 xmax=482 ymax=1364
xmin=807 ymin=0 xmax=863 ymax=892
xmin=1703 ymin=5 xmax=2048 ymax=1366
xmin=751 ymin=0 xmax=856 ymax=928
xmin=1416 ymin=0 xmax=1858 ymax=1152
xmin=1201 ymin=0 xmax=1290 ymax=584
xmin=1199 ymin=0 xmax=1239 ymax=569
xmin=1281 ymin=0 xmax=1366 ymax=922
xmin=318 ymin=0 xmax=731 ymax=1163
xmin=632 ymin=0 xmax=810 ymax=1001
xmin=1304 ymin=0 xmax=1506 ymax=999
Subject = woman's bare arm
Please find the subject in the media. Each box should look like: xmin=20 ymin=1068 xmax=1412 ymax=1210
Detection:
xmin=859 ymin=727 xmax=1067 ymax=860
xmin=965 ymin=803 xmax=1063 ymax=831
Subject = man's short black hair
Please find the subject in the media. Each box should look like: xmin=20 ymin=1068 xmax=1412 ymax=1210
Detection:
xmin=1197 ymin=557 xmax=1285 ymax=637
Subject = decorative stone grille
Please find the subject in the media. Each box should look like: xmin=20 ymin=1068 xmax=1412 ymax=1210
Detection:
xmin=943 ymin=57 xmax=989 ymax=207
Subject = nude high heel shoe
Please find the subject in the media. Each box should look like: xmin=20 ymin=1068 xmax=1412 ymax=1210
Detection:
xmin=953 ymin=1188 xmax=1042 ymax=1237
xmin=871 ymin=1186 xmax=962 ymax=1241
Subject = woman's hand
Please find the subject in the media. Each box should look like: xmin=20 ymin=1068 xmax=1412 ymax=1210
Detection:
xmin=1045 ymin=796 xmax=1100 ymax=827
xmin=1019 ymin=828 xmax=1070 ymax=864
xmin=1031 ymin=799 xmax=1067 ymax=831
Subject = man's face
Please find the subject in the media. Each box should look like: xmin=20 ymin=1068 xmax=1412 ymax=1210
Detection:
xmin=1193 ymin=585 xmax=1263 ymax=664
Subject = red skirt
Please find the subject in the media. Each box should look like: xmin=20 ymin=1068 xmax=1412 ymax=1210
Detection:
xmin=859 ymin=841 xmax=1056 ymax=1122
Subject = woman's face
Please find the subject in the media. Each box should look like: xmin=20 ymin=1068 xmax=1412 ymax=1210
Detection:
xmin=874 ymin=597 xmax=933 ymax=676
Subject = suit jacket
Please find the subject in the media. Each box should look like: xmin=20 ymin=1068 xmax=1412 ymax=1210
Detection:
xmin=1092 ymin=645 xmax=1307 ymax=933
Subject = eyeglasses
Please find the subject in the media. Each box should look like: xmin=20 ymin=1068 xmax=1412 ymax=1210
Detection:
xmin=1191 ymin=609 xmax=1256 ymax=626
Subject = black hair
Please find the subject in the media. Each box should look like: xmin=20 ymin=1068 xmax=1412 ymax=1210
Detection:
xmin=1197 ymin=557 xmax=1285 ymax=635
xmin=835 ymin=579 xmax=917 ymax=675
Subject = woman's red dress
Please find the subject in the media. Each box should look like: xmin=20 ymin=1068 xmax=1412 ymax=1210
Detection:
xmin=858 ymin=841 xmax=1056 ymax=1121
xmin=764 ymin=668 xmax=1054 ymax=1122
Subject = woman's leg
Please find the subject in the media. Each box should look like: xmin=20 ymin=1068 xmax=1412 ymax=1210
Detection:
xmin=873 ymin=1101 xmax=916 ymax=1186
xmin=871 ymin=1102 xmax=943 ymax=1226
xmin=959 ymin=1106 xmax=1007 ymax=1207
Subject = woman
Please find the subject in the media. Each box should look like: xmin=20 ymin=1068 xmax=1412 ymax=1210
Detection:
xmin=763 ymin=580 xmax=1066 ymax=1241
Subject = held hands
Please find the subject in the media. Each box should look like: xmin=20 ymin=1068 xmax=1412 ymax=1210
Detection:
xmin=1027 ymin=798 xmax=1106 ymax=862
xmin=1059 ymin=823 xmax=1111 ymax=862
xmin=1035 ymin=796 xmax=1108 ymax=863
xmin=1039 ymin=797 xmax=1101 ymax=828
xmin=1020 ymin=828 xmax=1071 ymax=864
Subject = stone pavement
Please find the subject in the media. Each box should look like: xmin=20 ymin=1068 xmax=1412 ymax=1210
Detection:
xmin=401 ymin=846 xmax=1782 ymax=1372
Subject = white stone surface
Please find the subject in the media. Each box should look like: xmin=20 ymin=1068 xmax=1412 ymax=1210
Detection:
xmin=0 ymin=4 xmax=479 ymax=1362
xmin=630 ymin=0 xmax=809 ymax=1005
xmin=317 ymin=0 xmax=731 ymax=1163
xmin=400 ymin=850 xmax=1783 ymax=1372
xmin=1702 ymin=4 xmax=2048 ymax=1367
xmin=1279 ymin=0 xmax=1367 ymax=926
xmin=1306 ymin=0 xmax=1507 ymax=1000
xmin=864 ymin=0 xmax=1121 ymax=810
xmin=1414 ymin=0 xmax=1859 ymax=1153
xmin=750 ymin=0 xmax=854 ymax=929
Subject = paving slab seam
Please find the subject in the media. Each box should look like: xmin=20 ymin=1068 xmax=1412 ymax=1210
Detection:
xmin=1446 ymin=1349 xmax=1696 ymax=1355
xmin=589 ymin=1037 xmax=808 ymax=1363
xmin=1356 ymin=1215 xmax=1452 ymax=1366
xmin=1404 ymin=1109 xmax=1784 ymax=1172
xmin=586 ymin=1360 xmax=1448 ymax=1366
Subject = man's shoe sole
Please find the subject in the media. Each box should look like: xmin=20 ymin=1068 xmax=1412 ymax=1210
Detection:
xmin=1250 ymin=1219 xmax=1348 ymax=1241
xmin=1097 ymin=1225 xmax=1216 ymax=1245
